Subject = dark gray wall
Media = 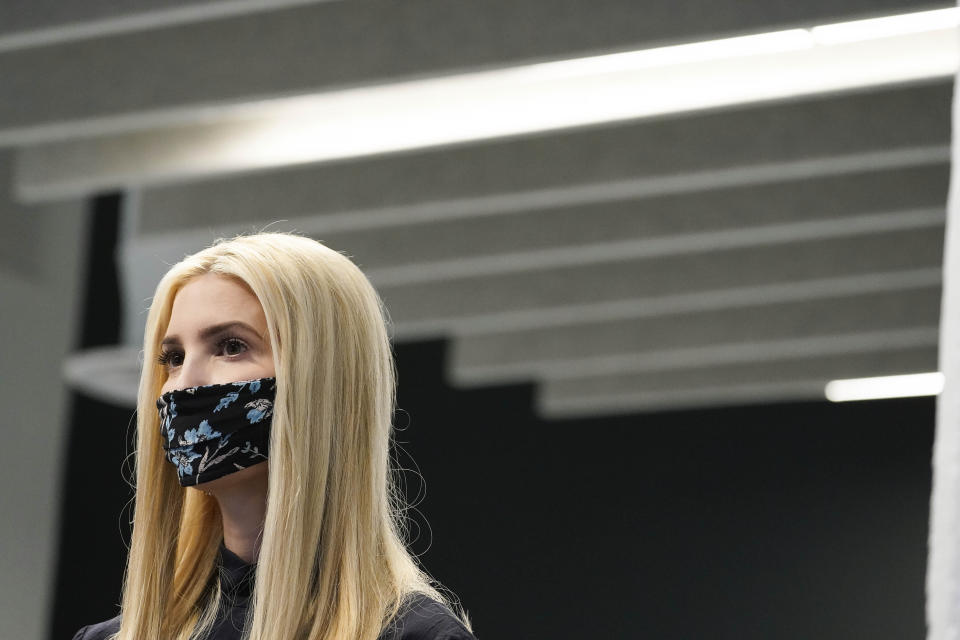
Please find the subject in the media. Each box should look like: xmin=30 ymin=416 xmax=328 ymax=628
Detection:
xmin=395 ymin=340 xmax=934 ymax=640
xmin=0 ymin=150 xmax=89 ymax=640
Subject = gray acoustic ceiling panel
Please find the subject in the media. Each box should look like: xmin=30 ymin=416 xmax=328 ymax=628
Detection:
xmin=77 ymin=79 xmax=947 ymax=415
xmin=15 ymin=81 xmax=951 ymax=203
xmin=0 ymin=1 xmax=950 ymax=416
xmin=537 ymin=345 xmax=939 ymax=416
xmin=0 ymin=0 xmax=938 ymax=145
xmin=451 ymin=287 xmax=942 ymax=381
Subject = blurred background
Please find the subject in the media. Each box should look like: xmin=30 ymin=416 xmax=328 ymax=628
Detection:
xmin=0 ymin=1 xmax=952 ymax=639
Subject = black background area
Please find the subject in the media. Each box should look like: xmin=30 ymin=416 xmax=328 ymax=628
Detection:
xmin=50 ymin=194 xmax=134 ymax=640
xmin=392 ymin=338 xmax=933 ymax=640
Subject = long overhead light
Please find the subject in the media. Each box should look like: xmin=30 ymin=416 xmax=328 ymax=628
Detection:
xmin=825 ymin=372 xmax=944 ymax=402
xmin=231 ymin=10 xmax=960 ymax=170
xmin=811 ymin=7 xmax=960 ymax=45
xmin=15 ymin=7 xmax=960 ymax=200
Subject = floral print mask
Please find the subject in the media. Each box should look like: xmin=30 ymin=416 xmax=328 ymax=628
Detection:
xmin=156 ymin=376 xmax=276 ymax=486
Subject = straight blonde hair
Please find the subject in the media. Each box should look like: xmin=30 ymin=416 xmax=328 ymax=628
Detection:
xmin=115 ymin=232 xmax=467 ymax=640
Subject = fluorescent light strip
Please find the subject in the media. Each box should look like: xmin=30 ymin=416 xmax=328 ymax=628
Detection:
xmin=825 ymin=372 xmax=944 ymax=402
xmin=507 ymin=29 xmax=816 ymax=80
xmin=811 ymin=7 xmax=960 ymax=45
xmin=188 ymin=8 xmax=960 ymax=173
xmin=522 ymin=8 xmax=960 ymax=78
xmin=14 ymin=7 xmax=959 ymax=195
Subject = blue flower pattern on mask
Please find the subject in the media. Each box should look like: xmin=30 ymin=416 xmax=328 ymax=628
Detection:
xmin=158 ymin=377 xmax=275 ymax=486
xmin=245 ymin=398 xmax=273 ymax=424
xmin=169 ymin=447 xmax=202 ymax=478
xmin=215 ymin=391 xmax=239 ymax=413
xmin=182 ymin=419 xmax=223 ymax=445
xmin=159 ymin=397 xmax=178 ymax=446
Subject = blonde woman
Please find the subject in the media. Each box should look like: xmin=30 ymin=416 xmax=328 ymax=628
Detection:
xmin=71 ymin=233 xmax=476 ymax=640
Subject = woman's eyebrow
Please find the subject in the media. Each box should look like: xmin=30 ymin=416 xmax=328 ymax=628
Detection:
xmin=161 ymin=321 xmax=261 ymax=347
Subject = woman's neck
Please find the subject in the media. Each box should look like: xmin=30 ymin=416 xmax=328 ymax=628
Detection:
xmin=206 ymin=465 xmax=269 ymax=563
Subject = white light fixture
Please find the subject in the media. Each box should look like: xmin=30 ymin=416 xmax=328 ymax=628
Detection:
xmin=811 ymin=7 xmax=960 ymax=45
xmin=16 ymin=8 xmax=960 ymax=201
xmin=825 ymin=372 xmax=944 ymax=402
xmin=221 ymin=14 xmax=960 ymax=172
xmin=506 ymin=29 xmax=816 ymax=80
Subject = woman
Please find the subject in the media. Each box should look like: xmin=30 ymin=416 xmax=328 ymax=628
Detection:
xmin=72 ymin=232 xmax=476 ymax=640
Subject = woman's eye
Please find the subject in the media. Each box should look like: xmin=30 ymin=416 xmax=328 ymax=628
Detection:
xmin=220 ymin=337 xmax=248 ymax=357
xmin=157 ymin=338 xmax=248 ymax=367
xmin=157 ymin=350 xmax=184 ymax=367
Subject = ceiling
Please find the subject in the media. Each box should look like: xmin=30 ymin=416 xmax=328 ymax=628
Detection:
xmin=1 ymin=0 xmax=950 ymax=416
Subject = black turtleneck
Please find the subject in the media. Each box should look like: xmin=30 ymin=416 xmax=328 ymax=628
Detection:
xmin=71 ymin=544 xmax=476 ymax=640
xmin=209 ymin=543 xmax=256 ymax=639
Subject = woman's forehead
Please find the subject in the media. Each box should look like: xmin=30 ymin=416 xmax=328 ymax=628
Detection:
xmin=166 ymin=274 xmax=266 ymax=335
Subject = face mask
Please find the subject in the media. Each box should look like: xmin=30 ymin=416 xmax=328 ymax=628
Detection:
xmin=156 ymin=376 xmax=276 ymax=486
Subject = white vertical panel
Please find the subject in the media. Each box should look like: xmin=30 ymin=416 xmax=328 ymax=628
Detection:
xmin=927 ymin=55 xmax=960 ymax=640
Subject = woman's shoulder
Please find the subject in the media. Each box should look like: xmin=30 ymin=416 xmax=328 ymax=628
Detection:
xmin=379 ymin=593 xmax=477 ymax=640
xmin=68 ymin=596 xmax=475 ymax=640
xmin=71 ymin=614 xmax=121 ymax=640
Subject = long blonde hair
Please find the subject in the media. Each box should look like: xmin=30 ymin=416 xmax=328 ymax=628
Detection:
xmin=116 ymin=232 xmax=465 ymax=640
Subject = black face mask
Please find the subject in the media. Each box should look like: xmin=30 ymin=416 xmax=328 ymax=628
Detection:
xmin=156 ymin=376 xmax=276 ymax=486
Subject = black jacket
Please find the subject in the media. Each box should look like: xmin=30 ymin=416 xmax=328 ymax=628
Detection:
xmin=71 ymin=546 xmax=475 ymax=640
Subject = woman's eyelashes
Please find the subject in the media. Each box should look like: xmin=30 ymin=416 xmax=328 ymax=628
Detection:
xmin=157 ymin=336 xmax=250 ymax=368
xmin=156 ymin=349 xmax=182 ymax=368
xmin=219 ymin=336 xmax=249 ymax=357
